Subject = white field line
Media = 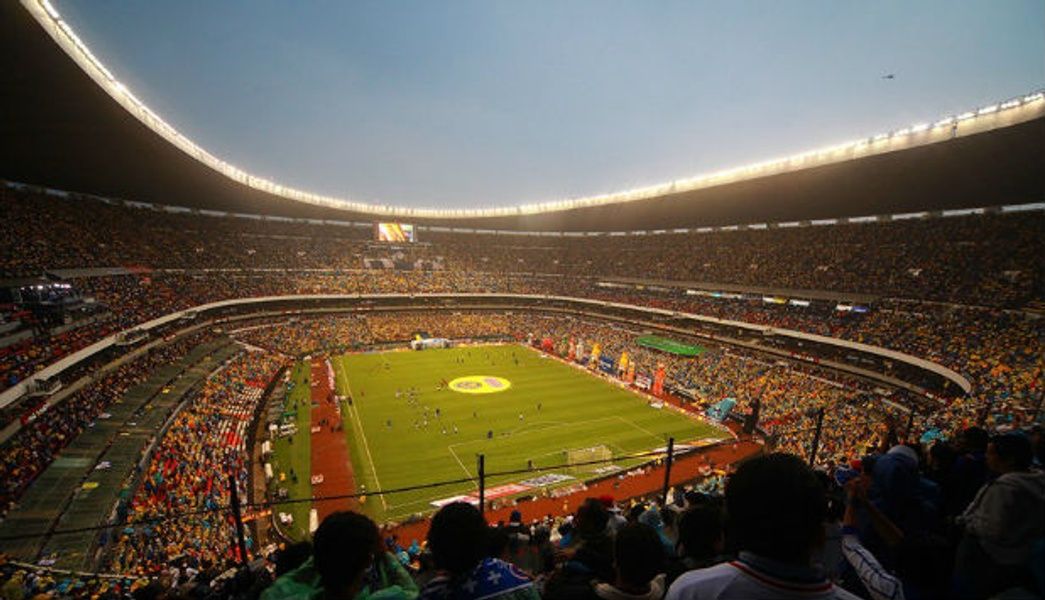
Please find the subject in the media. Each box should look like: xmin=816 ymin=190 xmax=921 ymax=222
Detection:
xmin=335 ymin=358 xmax=388 ymax=510
xmin=615 ymin=415 xmax=663 ymax=443
xmin=447 ymin=444 xmax=477 ymax=482
xmin=524 ymin=440 xmax=629 ymax=464
xmin=384 ymin=485 xmax=478 ymax=518
xmin=446 ymin=416 xmax=622 ymax=452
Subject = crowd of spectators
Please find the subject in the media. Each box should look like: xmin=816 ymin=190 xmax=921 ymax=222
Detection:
xmin=265 ymin=435 xmax=1041 ymax=600
xmin=1 ymin=294 xmax=1039 ymax=548
xmin=3 ymin=188 xmax=1042 ymax=308
xmin=1 ymin=188 xmax=1041 ymax=442
xmin=0 ymin=330 xmax=216 ymax=519
xmin=232 ymin=316 xmax=374 ymax=357
xmin=227 ymin=306 xmax=1039 ymax=470
xmin=14 ymin=272 xmax=1036 ymax=450
xmin=232 ymin=312 xmax=894 ymax=470
xmin=19 ymin=432 xmax=1036 ymax=599
xmin=1 ymin=187 xmax=1044 ymax=598
xmin=105 ymin=349 xmax=286 ymax=576
xmin=366 ymin=312 xmax=514 ymax=343
xmin=3 ymin=433 xmax=1044 ymax=598
xmin=231 ymin=313 xmax=514 ymax=357
xmin=0 ymin=316 xmax=121 ymax=392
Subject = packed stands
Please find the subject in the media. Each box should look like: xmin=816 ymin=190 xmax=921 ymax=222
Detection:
xmin=1 ymin=185 xmax=1043 ymax=599
xmin=2 ymin=187 xmax=1042 ymax=308
xmin=0 ymin=330 xmax=220 ymax=520
xmin=4 ymin=429 xmax=1043 ymax=598
xmin=105 ymin=349 xmax=285 ymax=575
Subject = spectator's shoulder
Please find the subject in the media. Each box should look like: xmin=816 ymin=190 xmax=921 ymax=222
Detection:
xmin=665 ymin=562 xmax=740 ymax=600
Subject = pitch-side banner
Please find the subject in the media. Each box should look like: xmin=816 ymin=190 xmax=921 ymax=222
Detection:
xmin=635 ymin=373 xmax=652 ymax=390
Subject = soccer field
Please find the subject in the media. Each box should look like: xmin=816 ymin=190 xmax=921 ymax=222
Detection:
xmin=332 ymin=344 xmax=729 ymax=522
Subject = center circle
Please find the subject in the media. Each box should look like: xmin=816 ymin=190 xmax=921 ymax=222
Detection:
xmin=448 ymin=375 xmax=512 ymax=394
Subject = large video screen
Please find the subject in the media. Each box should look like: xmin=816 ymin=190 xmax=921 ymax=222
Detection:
xmin=375 ymin=222 xmax=416 ymax=243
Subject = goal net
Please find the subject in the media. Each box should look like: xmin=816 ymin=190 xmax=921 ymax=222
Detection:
xmin=564 ymin=445 xmax=614 ymax=473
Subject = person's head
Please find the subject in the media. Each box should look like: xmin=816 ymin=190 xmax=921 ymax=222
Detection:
xmin=684 ymin=490 xmax=712 ymax=508
xmin=659 ymin=507 xmax=677 ymax=533
xmin=960 ymin=427 xmax=989 ymax=454
xmin=274 ymin=541 xmax=312 ymax=577
xmin=986 ymin=433 xmax=1033 ymax=474
xmin=613 ymin=523 xmax=665 ymax=591
xmin=485 ymin=526 xmax=510 ymax=559
xmin=428 ymin=502 xmax=487 ymax=575
xmin=725 ymin=453 xmax=826 ymax=563
xmin=676 ymin=505 xmax=724 ymax=561
xmin=575 ymin=498 xmax=609 ymax=538
xmin=312 ymin=511 xmax=379 ymax=598
xmin=626 ymin=503 xmax=646 ymax=523
xmin=927 ymin=440 xmax=956 ymax=472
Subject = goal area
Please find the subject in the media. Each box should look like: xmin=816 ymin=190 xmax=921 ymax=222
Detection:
xmin=564 ymin=445 xmax=614 ymax=473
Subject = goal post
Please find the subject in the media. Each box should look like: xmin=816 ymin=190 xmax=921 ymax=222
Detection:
xmin=564 ymin=445 xmax=613 ymax=473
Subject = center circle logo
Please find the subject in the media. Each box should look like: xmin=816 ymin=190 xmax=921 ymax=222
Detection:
xmin=449 ymin=375 xmax=512 ymax=394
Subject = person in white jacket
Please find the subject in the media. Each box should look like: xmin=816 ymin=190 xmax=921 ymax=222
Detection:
xmin=955 ymin=433 xmax=1045 ymax=598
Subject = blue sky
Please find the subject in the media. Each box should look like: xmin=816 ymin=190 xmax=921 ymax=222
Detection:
xmin=52 ymin=1 xmax=1044 ymax=209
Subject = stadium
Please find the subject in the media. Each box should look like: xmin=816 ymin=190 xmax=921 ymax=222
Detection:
xmin=1 ymin=1 xmax=1044 ymax=599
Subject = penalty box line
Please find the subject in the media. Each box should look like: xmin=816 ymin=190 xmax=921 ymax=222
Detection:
xmin=335 ymin=358 xmax=389 ymax=511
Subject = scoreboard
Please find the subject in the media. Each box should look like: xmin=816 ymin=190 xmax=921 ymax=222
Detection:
xmin=375 ymin=222 xmax=416 ymax=242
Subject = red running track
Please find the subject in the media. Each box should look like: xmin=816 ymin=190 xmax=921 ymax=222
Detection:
xmin=309 ymin=358 xmax=358 ymax=522
xmin=389 ymin=436 xmax=763 ymax=545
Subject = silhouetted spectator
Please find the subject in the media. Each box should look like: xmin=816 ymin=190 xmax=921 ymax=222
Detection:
xmin=262 ymin=511 xmax=412 ymax=600
xmin=666 ymin=453 xmax=860 ymax=599
xmin=666 ymin=504 xmax=726 ymax=585
xmin=419 ymin=502 xmax=537 ymax=600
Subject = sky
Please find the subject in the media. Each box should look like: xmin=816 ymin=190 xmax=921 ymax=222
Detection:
xmin=52 ymin=0 xmax=1045 ymax=210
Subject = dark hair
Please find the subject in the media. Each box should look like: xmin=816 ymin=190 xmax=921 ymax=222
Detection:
xmin=627 ymin=503 xmax=647 ymax=523
xmin=614 ymin=523 xmax=665 ymax=587
xmin=928 ymin=440 xmax=957 ymax=472
xmin=684 ymin=490 xmax=712 ymax=507
xmin=428 ymin=502 xmax=487 ymax=574
xmin=991 ymin=433 xmax=1033 ymax=471
xmin=659 ymin=507 xmax=677 ymax=529
xmin=725 ymin=453 xmax=826 ymax=562
xmin=274 ymin=541 xmax=313 ymax=577
xmin=486 ymin=525 xmax=510 ymax=558
xmin=575 ymin=497 xmax=609 ymax=538
xmin=961 ymin=427 xmax=989 ymax=453
xmin=312 ymin=511 xmax=379 ymax=593
xmin=676 ymin=505 xmax=724 ymax=561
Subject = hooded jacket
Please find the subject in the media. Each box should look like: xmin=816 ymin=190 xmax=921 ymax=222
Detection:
xmin=959 ymin=470 xmax=1045 ymax=565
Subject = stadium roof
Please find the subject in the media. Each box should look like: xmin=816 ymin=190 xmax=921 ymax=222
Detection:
xmin=2 ymin=0 xmax=1044 ymax=232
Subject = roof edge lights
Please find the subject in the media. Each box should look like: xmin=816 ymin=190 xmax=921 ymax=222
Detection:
xmin=24 ymin=0 xmax=1045 ymax=220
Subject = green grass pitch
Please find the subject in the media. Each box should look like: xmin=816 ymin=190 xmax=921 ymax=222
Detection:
xmin=333 ymin=344 xmax=729 ymax=522
xmin=269 ymin=363 xmax=313 ymax=540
